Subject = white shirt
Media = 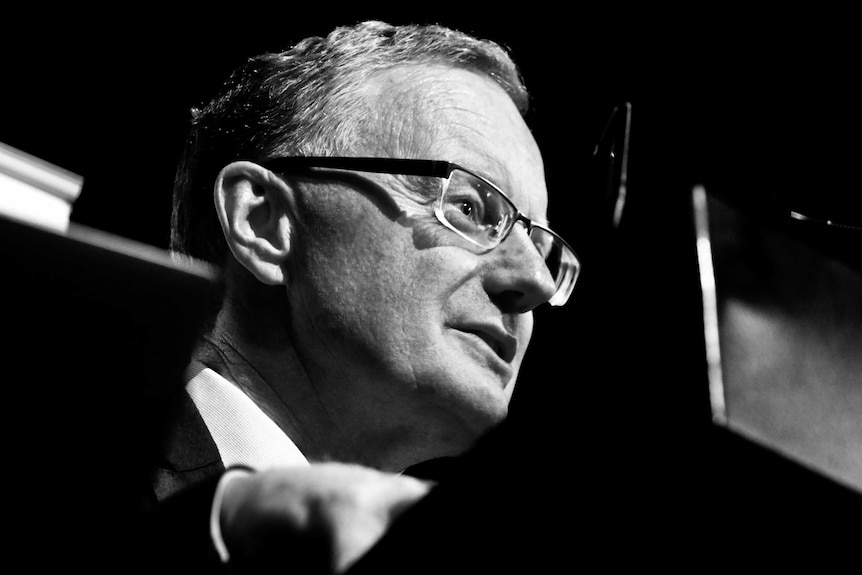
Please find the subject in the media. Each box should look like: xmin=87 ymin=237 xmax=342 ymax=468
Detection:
xmin=185 ymin=365 xmax=309 ymax=470
xmin=184 ymin=365 xmax=309 ymax=563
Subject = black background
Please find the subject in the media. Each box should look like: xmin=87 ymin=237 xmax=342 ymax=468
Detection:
xmin=4 ymin=8 xmax=858 ymax=247
xmin=3 ymin=7 xmax=860 ymax=563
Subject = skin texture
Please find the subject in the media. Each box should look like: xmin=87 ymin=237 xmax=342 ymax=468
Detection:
xmin=209 ymin=63 xmax=556 ymax=573
xmin=286 ymin=65 xmax=555 ymax=465
xmin=220 ymin=464 xmax=432 ymax=573
xmin=212 ymin=64 xmax=555 ymax=471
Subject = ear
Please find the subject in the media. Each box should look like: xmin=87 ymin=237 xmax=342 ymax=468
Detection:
xmin=214 ymin=161 xmax=294 ymax=285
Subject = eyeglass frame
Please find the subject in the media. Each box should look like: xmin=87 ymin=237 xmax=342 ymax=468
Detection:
xmin=259 ymin=156 xmax=580 ymax=306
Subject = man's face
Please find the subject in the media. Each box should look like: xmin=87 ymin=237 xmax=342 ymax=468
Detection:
xmin=285 ymin=65 xmax=556 ymax=468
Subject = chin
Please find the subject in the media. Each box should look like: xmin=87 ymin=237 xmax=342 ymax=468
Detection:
xmin=406 ymin=352 xmax=516 ymax=456
xmin=448 ymin=386 xmax=511 ymax=446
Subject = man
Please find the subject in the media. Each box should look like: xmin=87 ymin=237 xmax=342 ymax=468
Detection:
xmin=154 ymin=20 xmax=579 ymax=572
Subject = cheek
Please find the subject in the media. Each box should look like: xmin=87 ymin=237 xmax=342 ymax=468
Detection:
xmin=405 ymin=216 xmax=452 ymax=251
xmin=408 ymin=247 xmax=484 ymax=313
xmin=515 ymin=313 xmax=535 ymax=360
xmin=362 ymin=246 xmax=484 ymax=359
xmin=295 ymin=220 xmax=480 ymax=341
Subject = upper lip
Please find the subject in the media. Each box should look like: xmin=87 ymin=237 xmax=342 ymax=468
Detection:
xmin=452 ymin=322 xmax=518 ymax=364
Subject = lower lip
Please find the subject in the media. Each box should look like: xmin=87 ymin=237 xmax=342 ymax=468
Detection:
xmin=451 ymin=330 xmax=514 ymax=384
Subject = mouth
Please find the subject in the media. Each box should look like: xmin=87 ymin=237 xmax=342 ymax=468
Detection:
xmin=457 ymin=325 xmax=518 ymax=365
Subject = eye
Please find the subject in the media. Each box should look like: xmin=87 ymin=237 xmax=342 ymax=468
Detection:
xmin=444 ymin=187 xmax=486 ymax=228
xmin=459 ymin=200 xmax=477 ymax=218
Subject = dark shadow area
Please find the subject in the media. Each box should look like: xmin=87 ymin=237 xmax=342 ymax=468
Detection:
xmin=3 ymin=9 xmax=860 ymax=568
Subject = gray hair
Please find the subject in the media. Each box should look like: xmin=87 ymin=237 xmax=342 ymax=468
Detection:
xmin=170 ymin=20 xmax=530 ymax=265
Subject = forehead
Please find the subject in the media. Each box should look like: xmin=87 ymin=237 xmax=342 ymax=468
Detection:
xmin=357 ymin=65 xmax=549 ymax=222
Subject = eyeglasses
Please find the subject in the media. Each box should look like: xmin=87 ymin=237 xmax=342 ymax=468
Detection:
xmin=261 ymin=156 xmax=580 ymax=306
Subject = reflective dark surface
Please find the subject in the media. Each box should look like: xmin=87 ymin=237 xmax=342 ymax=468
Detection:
xmin=3 ymin=11 xmax=861 ymax=567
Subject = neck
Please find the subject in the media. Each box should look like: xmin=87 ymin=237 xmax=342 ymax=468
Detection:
xmin=193 ymin=298 xmax=327 ymax=460
xmin=193 ymin=271 xmax=459 ymax=472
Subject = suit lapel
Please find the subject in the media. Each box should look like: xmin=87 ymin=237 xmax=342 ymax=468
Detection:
xmin=152 ymin=388 xmax=225 ymax=501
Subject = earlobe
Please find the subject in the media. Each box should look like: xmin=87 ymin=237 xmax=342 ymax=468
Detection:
xmin=214 ymin=161 xmax=293 ymax=285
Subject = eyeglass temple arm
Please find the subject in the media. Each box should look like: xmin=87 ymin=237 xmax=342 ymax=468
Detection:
xmin=263 ymin=157 xmax=455 ymax=178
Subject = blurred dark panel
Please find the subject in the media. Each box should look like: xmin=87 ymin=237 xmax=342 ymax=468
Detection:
xmin=3 ymin=10 xmax=860 ymax=565
xmin=0 ymin=215 xmax=220 ymax=568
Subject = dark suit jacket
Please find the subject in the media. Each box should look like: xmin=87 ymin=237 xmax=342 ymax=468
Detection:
xmin=152 ymin=388 xmax=225 ymax=502
xmin=142 ymin=388 xmax=228 ymax=571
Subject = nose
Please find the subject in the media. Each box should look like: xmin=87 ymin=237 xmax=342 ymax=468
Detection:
xmin=482 ymin=223 xmax=557 ymax=313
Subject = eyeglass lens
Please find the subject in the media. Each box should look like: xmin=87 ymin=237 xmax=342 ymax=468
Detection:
xmin=441 ymin=169 xmax=572 ymax=284
xmin=440 ymin=169 xmax=512 ymax=242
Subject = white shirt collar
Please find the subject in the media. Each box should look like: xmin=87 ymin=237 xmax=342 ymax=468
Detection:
xmin=185 ymin=366 xmax=309 ymax=470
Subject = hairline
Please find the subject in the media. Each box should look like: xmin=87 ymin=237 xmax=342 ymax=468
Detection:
xmin=170 ymin=22 xmax=531 ymax=265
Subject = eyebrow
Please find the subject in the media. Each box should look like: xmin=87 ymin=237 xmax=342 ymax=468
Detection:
xmin=451 ymin=150 xmax=547 ymax=220
xmin=263 ymin=154 xmax=553 ymax=227
xmin=482 ymin=162 xmax=551 ymax=229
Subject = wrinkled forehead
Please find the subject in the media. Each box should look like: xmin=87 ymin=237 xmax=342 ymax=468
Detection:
xmin=357 ymin=64 xmax=549 ymax=223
